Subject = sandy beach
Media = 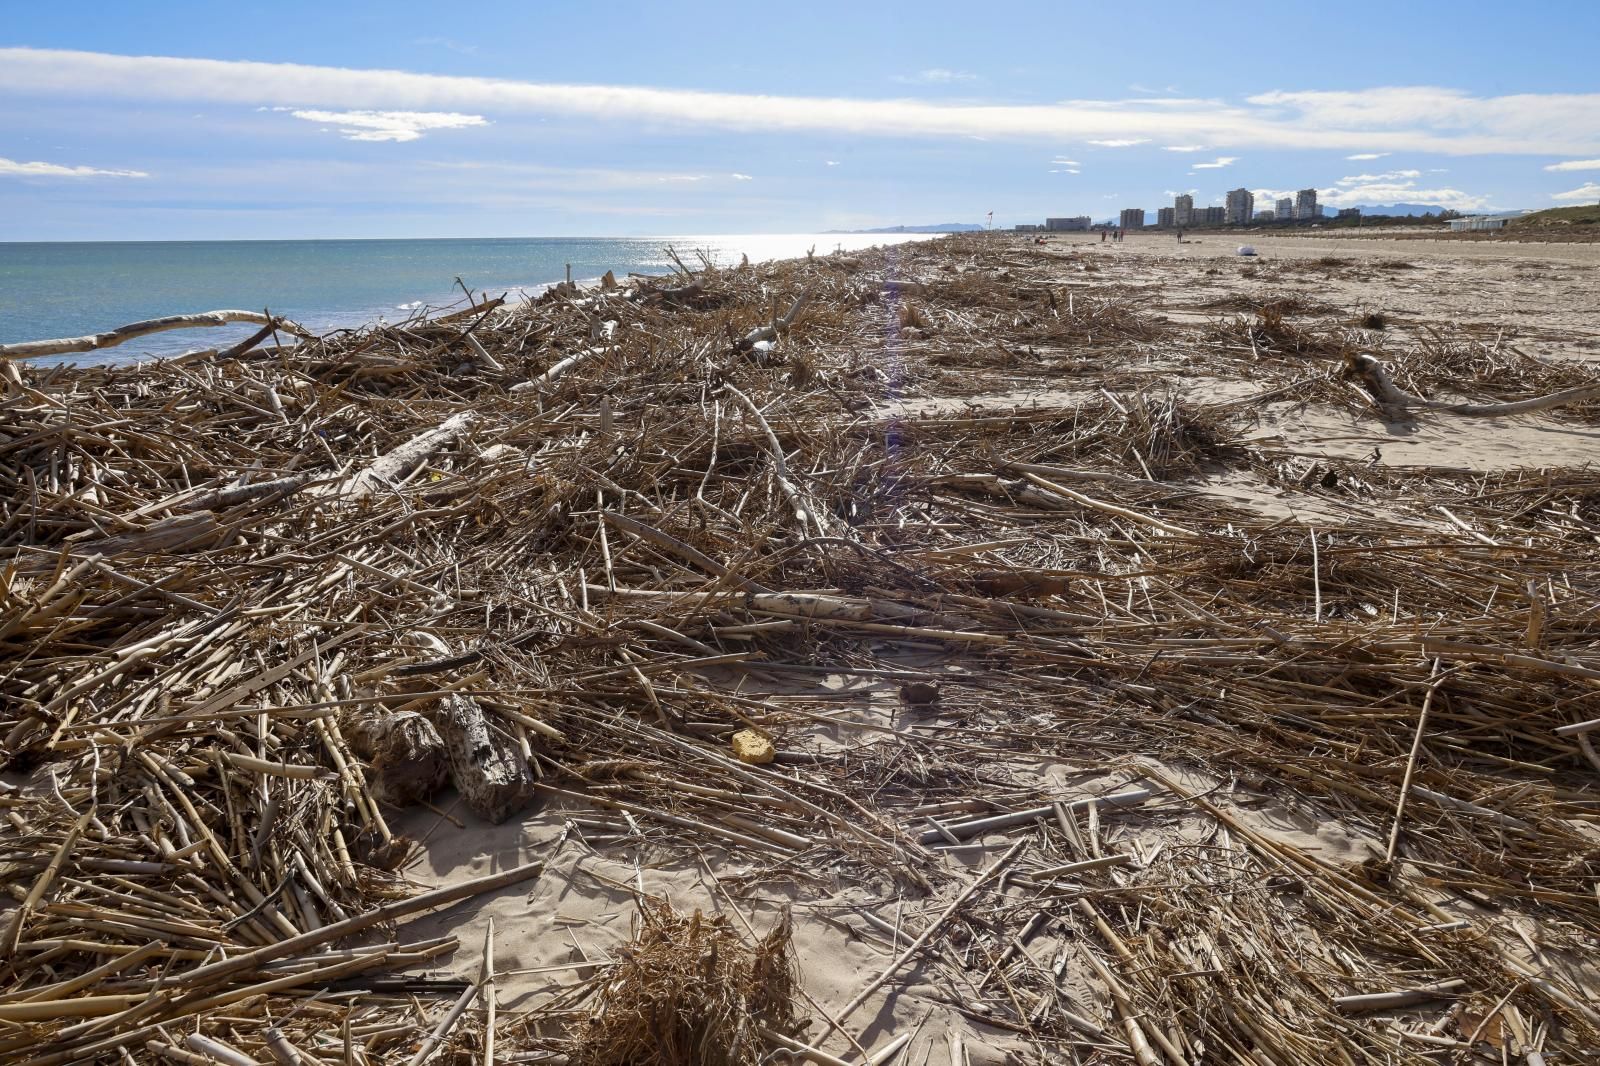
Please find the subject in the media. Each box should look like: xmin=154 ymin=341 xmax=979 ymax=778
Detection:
xmin=4 ymin=230 xmax=1599 ymax=1063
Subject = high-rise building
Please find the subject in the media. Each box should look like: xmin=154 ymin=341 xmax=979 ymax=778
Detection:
xmin=1157 ymin=207 xmax=1176 ymax=227
xmin=1224 ymin=188 xmax=1254 ymax=225
xmin=1295 ymin=188 xmax=1320 ymax=221
xmin=1174 ymin=193 xmax=1194 ymax=226
xmin=1195 ymin=206 xmax=1226 ymax=225
xmin=1276 ymin=197 xmax=1294 ymax=220
xmin=1256 ymin=209 xmax=1275 ymax=222
xmin=1119 ymin=208 xmax=1145 ymax=230
xmin=1045 ymin=216 xmax=1092 ymax=231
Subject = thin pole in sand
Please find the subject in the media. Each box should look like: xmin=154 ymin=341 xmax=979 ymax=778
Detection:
xmin=1385 ymin=659 xmax=1448 ymax=863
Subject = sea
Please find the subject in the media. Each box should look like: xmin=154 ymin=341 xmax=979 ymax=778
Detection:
xmin=0 ymin=233 xmax=939 ymax=364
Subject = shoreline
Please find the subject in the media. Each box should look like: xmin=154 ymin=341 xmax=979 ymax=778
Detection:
xmin=5 ymin=232 xmax=1600 ymax=1061
xmin=0 ymin=231 xmax=942 ymax=363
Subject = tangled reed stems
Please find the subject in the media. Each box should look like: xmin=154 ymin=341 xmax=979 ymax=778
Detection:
xmin=570 ymin=901 xmax=797 ymax=1066
xmin=1 ymin=234 xmax=1597 ymax=1063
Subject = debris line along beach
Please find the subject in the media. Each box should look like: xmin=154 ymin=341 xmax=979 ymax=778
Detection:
xmin=3 ymin=231 xmax=1600 ymax=1063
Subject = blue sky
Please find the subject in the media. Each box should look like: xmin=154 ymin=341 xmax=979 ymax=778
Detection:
xmin=3 ymin=0 xmax=1599 ymax=239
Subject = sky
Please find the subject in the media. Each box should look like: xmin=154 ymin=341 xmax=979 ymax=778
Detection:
xmin=3 ymin=0 xmax=1600 ymax=240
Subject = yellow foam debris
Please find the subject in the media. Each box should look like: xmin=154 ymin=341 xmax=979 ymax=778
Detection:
xmin=731 ymin=729 xmax=775 ymax=765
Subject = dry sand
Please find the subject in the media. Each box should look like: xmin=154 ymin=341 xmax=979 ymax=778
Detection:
xmin=1049 ymin=229 xmax=1600 ymax=361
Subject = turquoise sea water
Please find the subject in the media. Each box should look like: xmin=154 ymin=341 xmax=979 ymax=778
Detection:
xmin=0 ymin=234 xmax=937 ymax=362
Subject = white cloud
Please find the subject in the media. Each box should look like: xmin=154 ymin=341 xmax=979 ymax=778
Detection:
xmin=1552 ymin=182 xmax=1600 ymax=202
xmin=421 ymin=160 xmax=732 ymax=190
xmin=1048 ymin=168 xmax=1081 ymax=175
xmin=1345 ymin=152 xmax=1389 ymax=160
xmin=1163 ymin=144 xmax=1208 ymax=152
xmin=1247 ymin=86 xmax=1600 ymax=154
xmin=1316 ymin=162 xmax=1491 ymax=210
xmin=1051 ymin=157 xmax=1080 ymax=166
xmin=0 ymin=155 xmax=148 ymax=178
xmin=895 ymin=68 xmax=978 ymax=84
xmin=6 ymin=49 xmax=1600 ymax=155
xmin=286 ymin=108 xmax=486 ymax=141
xmin=825 ymin=160 xmax=841 ymax=166
xmin=1190 ymin=156 xmax=1237 ymax=169
xmin=1319 ymin=182 xmax=1491 ymax=211
xmin=1163 ymin=188 xmax=1198 ymax=198
xmin=1252 ymin=188 xmax=1295 ymax=201
xmin=1088 ymin=139 xmax=1149 ymax=147
xmin=1336 ymin=169 xmax=1421 ymax=184
xmin=730 ymin=172 xmax=753 ymax=180
xmin=1545 ymin=159 xmax=1600 ymax=172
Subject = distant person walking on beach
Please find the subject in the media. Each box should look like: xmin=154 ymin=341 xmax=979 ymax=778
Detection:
xmin=1100 ymin=230 xmax=1106 ymax=243
xmin=1177 ymin=229 xmax=1184 ymax=243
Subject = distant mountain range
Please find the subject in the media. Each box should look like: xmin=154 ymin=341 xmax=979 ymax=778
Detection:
xmin=824 ymin=223 xmax=985 ymax=233
xmin=1352 ymin=203 xmax=1453 ymax=216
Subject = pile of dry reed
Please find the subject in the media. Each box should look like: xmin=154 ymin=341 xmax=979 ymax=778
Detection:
xmin=569 ymin=900 xmax=797 ymax=1066
xmin=1 ymin=234 xmax=1597 ymax=1063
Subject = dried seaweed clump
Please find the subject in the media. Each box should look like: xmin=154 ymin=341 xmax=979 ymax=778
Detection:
xmin=570 ymin=901 xmax=799 ymax=1066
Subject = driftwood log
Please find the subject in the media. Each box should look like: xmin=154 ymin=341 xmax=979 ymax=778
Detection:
xmin=341 ymin=708 xmax=450 ymax=807
xmin=0 ymin=310 xmax=314 ymax=361
xmin=167 ymin=472 xmax=323 ymax=514
xmin=1349 ymin=353 xmax=1600 ymax=420
xmin=431 ymin=694 xmax=538 ymax=824
xmin=324 ymin=411 xmax=477 ymax=500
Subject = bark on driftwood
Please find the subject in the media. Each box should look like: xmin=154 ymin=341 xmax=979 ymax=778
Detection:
xmin=432 ymin=694 xmax=538 ymax=824
xmin=341 ymin=708 xmax=450 ymax=807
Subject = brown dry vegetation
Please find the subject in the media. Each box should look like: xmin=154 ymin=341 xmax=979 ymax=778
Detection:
xmin=1 ymin=233 xmax=1598 ymax=1064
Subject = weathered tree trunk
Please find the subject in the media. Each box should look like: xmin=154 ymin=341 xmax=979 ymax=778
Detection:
xmin=1348 ymin=353 xmax=1600 ymax=420
xmin=322 ymin=411 xmax=477 ymax=500
xmin=0 ymin=310 xmax=313 ymax=361
xmin=341 ymin=708 xmax=449 ymax=807
xmin=432 ymin=694 xmax=538 ymax=824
